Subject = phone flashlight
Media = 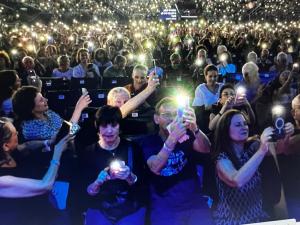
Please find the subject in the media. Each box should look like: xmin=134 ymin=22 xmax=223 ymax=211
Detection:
xmin=293 ymin=63 xmax=299 ymax=69
xmin=219 ymin=53 xmax=228 ymax=63
xmin=109 ymin=160 xmax=124 ymax=175
xmin=177 ymin=95 xmax=189 ymax=118
xmin=110 ymin=160 xmax=121 ymax=171
xmin=195 ymin=58 xmax=204 ymax=67
xmin=234 ymin=86 xmax=246 ymax=104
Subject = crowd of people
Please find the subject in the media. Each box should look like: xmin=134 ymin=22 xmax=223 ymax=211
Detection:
xmin=1 ymin=18 xmax=300 ymax=225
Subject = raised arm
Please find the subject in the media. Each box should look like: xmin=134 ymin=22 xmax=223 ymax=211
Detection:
xmin=69 ymin=93 xmax=92 ymax=124
xmin=209 ymin=97 xmax=233 ymax=131
xmin=216 ymin=127 xmax=272 ymax=188
xmin=120 ymin=73 xmax=159 ymax=118
xmin=275 ymin=122 xmax=295 ymax=154
xmin=183 ymin=107 xmax=210 ymax=153
xmin=147 ymin=120 xmax=186 ymax=175
xmin=0 ymin=135 xmax=71 ymax=198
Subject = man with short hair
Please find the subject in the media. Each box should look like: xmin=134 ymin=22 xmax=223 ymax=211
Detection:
xmin=139 ymin=97 xmax=213 ymax=225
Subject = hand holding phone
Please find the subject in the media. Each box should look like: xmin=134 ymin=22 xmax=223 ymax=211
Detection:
xmin=234 ymin=86 xmax=246 ymax=104
xmin=109 ymin=160 xmax=130 ymax=180
xmin=81 ymin=88 xmax=88 ymax=95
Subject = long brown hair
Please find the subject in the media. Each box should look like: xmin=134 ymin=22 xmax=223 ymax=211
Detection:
xmin=213 ymin=109 xmax=254 ymax=169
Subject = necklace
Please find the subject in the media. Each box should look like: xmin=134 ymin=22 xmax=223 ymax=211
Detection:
xmin=99 ymin=137 xmax=120 ymax=156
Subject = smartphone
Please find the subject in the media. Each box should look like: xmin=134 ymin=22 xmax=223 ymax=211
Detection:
xmin=234 ymin=86 xmax=246 ymax=104
xmin=81 ymin=88 xmax=88 ymax=95
xmin=292 ymin=63 xmax=299 ymax=73
xmin=271 ymin=105 xmax=285 ymax=141
xmin=271 ymin=116 xmax=285 ymax=141
xmin=177 ymin=96 xmax=189 ymax=118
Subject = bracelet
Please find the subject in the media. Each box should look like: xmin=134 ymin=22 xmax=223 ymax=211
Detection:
xmin=217 ymin=112 xmax=223 ymax=117
xmin=127 ymin=173 xmax=138 ymax=184
xmin=70 ymin=123 xmax=80 ymax=135
xmin=50 ymin=159 xmax=60 ymax=167
xmin=163 ymin=143 xmax=173 ymax=153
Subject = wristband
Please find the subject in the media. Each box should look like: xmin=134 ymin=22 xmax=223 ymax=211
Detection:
xmin=50 ymin=159 xmax=60 ymax=167
xmin=218 ymin=112 xmax=223 ymax=117
xmin=163 ymin=143 xmax=173 ymax=153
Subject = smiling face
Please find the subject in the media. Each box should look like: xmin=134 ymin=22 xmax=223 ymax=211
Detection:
xmin=109 ymin=92 xmax=130 ymax=108
xmin=32 ymin=92 xmax=48 ymax=115
xmin=132 ymin=69 xmax=147 ymax=91
xmin=229 ymin=114 xmax=249 ymax=143
xmin=205 ymin=70 xmax=218 ymax=86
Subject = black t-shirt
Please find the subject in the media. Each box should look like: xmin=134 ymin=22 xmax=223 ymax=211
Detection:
xmin=139 ymin=132 xmax=199 ymax=194
xmin=81 ymin=139 xmax=148 ymax=209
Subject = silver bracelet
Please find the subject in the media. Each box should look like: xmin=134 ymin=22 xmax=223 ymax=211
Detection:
xmin=50 ymin=159 xmax=60 ymax=167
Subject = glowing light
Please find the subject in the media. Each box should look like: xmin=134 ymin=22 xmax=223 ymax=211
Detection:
xmin=116 ymin=33 xmax=123 ymax=39
xmin=219 ymin=53 xmax=228 ymax=62
xmin=272 ymin=105 xmax=285 ymax=116
xmin=11 ymin=49 xmax=18 ymax=55
xmin=138 ymin=54 xmax=146 ymax=63
xmin=26 ymin=44 xmax=36 ymax=52
xmin=261 ymin=43 xmax=268 ymax=49
xmin=195 ymin=59 xmax=204 ymax=67
xmin=110 ymin=160 xmax=122 ymax=171
xmin=176 ymin=94 xmax=190 ymax=108
xmin=236 ymin=86 xmax=246 ymax=95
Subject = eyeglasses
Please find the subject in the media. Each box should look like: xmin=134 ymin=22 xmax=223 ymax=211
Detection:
xmin=159 ymin=112 xmax=177 ymax=119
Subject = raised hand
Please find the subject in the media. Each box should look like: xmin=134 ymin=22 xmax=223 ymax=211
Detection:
xmin=146 ymin=72 xmax=160 ymax=91
xmin=183 ymin=107 xmax=198 ymax=132
xmin=75 ymin=93 xmax=92 ymax=111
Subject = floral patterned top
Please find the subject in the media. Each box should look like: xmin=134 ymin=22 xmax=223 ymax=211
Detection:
xmin=21 ymin=110 xmax=63 ymax=141
xmin=213 ymin=140 xmax=269 ymax=225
